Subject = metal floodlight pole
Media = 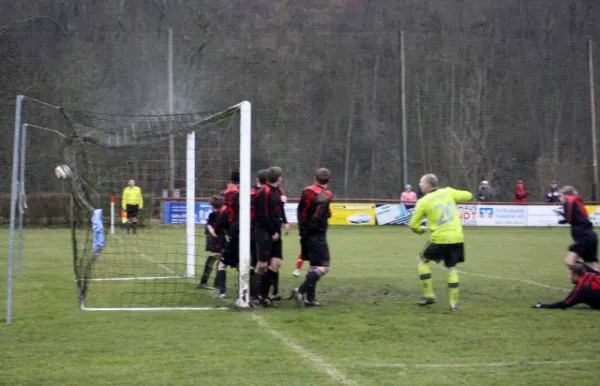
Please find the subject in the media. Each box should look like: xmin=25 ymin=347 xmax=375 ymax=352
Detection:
xmin=168 ymin=28 xmax=175 ymax=194
xmin=400 ymin=30 xmax=408 ymax=187
xmin=589 ymin=39 xmax=598 ymax=201
xmin=17 ymin=123 xmax=28 ymax=277
xmin=7 ymin=94 xmax=24 ymax=325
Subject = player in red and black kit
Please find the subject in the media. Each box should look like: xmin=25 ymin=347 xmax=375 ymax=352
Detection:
xmin=252 ymin=166 xmax=285 ymax=307
xmin=249 ymin=169 xmax=268 ymax=304
xmin=557 ymin=186 xmax=599 ymax=272
xmin=218 ymin=171 xmax=240 ymax=298
xmin=290 ymin=168 xmax=333 ymax=307
xmin=533 ymin=263 xmax=600 ymax=310
xmin=198 ymin=195 xmax=230 ymax=296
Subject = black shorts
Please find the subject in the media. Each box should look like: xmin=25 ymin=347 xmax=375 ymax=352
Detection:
xmin=250 ymin=230 xmax=257 ymax=268
xmin=126 ymin=204 xmax=139 ymax=218
xmin=205 ymin=235 xmax=226 ymax=253
xmin=304 ymin=234 xmax=330 ymax=267
xmin=221 ymin=232 xmax=239 ymax=268
xmin=420 ymin=242 xmax=465 ymax=268
xmin=569 ymin=232 xmax=598 ymax=263
xmin=254 ymin=228 xmax=283 ymax=263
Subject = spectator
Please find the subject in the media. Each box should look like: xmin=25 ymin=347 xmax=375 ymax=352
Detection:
xmin=401 ymin=184 xmax=418 ymax=203
xmin=477 ymin=180 xmax=494 ymax=202
xmin=546 ymin=181 xmax=560 ymax=203
xmin=514 ymin=180 xmax=528 ymax=203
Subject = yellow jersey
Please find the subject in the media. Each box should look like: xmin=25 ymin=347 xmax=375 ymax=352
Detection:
xmin=122 ymin=186 xmax=143 ymax=209
xmin=408 ymin=187 xmax=473 ymax=244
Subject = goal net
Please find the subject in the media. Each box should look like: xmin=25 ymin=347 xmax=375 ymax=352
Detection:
xmin=8 ymin=96 xmax=251 ymax=312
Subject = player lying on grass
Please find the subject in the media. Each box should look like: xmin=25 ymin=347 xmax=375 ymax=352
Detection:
xmin=408 ymin=174 xmax=473 ymax=312
xmin=556 ymin=186 xmax=599 ymax=273
xmin=197 ymin=195 xmax=229 ymax=291
xmin=533 ymin=263 xmax=600 ymax=310
xmin=290 ymin=168 xmax=333 ymax=307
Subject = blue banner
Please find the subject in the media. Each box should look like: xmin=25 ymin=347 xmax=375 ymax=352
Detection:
xmin=163 ymin=201 xmax=213 ymax=224
xmin=375 ymin=203 xmax=416 ymax=225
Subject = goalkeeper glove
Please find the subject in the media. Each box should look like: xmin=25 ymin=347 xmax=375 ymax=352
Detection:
xmin=532 ymin=303 xmax=545 ymax=309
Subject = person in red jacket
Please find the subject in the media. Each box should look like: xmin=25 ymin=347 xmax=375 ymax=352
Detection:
xmin=514 ymin=180 xmax=527 ymax=203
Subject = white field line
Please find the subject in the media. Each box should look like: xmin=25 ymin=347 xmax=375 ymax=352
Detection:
xmin=251 ymin=314 xmax=356 ymax=385
xmin=87 ymin=276 xmax=183 ymax=282
xmin=352 ymin=359 xmax=598 ymax=369
xmin=426 ymin=264 xmax=570 ymax=292
xmin=114 ymin=235 xmax=176 ymax=275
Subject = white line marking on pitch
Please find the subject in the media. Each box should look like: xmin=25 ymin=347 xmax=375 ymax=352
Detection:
xmin=353 ymin=359 xmax=598 ymax=369
xmin=429 ymin=265 xmax=570 ymax=291
xmin=251 ymin=314 xmax=356 ymax=385
xmin=114 ymin=235 xmax=176 ymax=274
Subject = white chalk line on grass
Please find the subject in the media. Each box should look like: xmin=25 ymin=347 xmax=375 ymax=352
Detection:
xmin=429 ymin=265 xmax=570 ymax=292
xmin=251 ymin=314 xmax=356 ymax=385
xmin=352 ymin=359 xmax=598 ymax=369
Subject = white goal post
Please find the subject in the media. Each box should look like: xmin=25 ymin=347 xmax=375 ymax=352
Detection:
xmin=6 ymin=96 xmax=253 ymax=323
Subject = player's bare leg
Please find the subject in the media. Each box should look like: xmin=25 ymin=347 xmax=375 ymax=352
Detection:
xmin=416 ymin=257 xmax=436 ymax=306
xmin=565 ymin=252 xmax=598 ymax=272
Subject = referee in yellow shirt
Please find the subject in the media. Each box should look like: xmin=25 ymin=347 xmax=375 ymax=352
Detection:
xmin=122 ymin=179 xmax=143 ymax=234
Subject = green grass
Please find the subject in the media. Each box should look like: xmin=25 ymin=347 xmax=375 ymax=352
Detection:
xmin=2 ymin=226 xmax=600 ymax=385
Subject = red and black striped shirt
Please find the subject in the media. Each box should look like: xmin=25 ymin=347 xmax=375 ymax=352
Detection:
xmin=223 ymin=184 xmax=240 ymax=225
xmin=542 ymin=272 xmax=600 ymax=309
xmin=297 ymin=184 xmax=333 ymax=234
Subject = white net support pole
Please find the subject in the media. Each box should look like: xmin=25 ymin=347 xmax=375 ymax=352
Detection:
xmin=6 ymin=94 xmax=24 ymax=325
xmin=186 ymin=131 xmax=196 ymax=278
xmin=236 ymin=101 xmax=252 ymax=308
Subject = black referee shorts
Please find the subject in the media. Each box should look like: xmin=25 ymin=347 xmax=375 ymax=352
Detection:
xmin=126 ymin=204 xmax=139 ymax=218
xmin=420 ymin=242 xmax=465 ymax=268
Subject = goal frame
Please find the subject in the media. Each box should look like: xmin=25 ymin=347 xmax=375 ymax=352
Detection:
xmin=5 ymin=95 xmax=252 ymax=323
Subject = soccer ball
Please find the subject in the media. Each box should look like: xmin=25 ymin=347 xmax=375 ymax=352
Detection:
xmin=55 ymin=164 xmax=72 ymax=180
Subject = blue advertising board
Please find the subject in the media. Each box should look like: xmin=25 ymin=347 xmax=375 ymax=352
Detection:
xmin=163 ymin=201 xmax=213 ymax=224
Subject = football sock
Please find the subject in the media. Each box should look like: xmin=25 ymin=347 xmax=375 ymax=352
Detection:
xmin=306 ymin=283 xmax=317 ymax=302
xmin=132 ymin=221 xmax=137 ymax=234
xmin=125 ymin=222 xmax=131 ymax=233
xmin=261 ymin=269 xmax=275 ymax=298
xmin=295 ymin=254 xmax=303 ymax=270
xmin=299 ymin=270 xmax=322 ymax=295
xmin=272 ymin=271 xmax=280 ymax=295
xmin=217 ymin=270 xmax=226 ymax=295
xmin=252 ymin=271 xmax=263 ymax=298
xmin=200 ymin=255 xmax=216 ymax=285
xmin=417 ymin=262 xmax=434 ymax=298
xmin=447 ymin=270 xmax=460 ymax=306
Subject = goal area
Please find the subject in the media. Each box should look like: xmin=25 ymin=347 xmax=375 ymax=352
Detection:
xmin=6 ymin=95 xmax=251 ymax=320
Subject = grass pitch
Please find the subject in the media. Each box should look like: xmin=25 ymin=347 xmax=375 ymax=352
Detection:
xmin=1 ymin=226 xmax=600 ymax=385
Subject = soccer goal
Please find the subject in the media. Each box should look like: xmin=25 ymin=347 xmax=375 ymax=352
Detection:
xmin=6 ymin=95 xmax=251 ymax=321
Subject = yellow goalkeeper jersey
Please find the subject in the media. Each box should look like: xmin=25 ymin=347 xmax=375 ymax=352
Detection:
xmin=122 ymin=186 xmax=143 ymax=209
xmin=408 ymin=187 xmax=473 ymax=244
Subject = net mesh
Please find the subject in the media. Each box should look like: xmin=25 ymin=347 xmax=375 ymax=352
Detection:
xmin=21 ymin=102 xmax=242 ymax=309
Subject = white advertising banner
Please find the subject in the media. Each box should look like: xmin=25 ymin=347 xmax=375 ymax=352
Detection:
xmin=476 ymin=205 xmax=527 ymax=226
xmin=458 ymin=204 xmax=477 ymax=226
xmin=525 ymin=205 xmax=566 ymax=227
xmin=284 ymin=203 xmax=298 ymax=224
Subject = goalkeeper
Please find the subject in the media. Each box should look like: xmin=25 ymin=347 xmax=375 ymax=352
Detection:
xmin=122 ymin=179 xmax=143 ymax=234
xmin=408 ymin=174 xmax=473 ymax=312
